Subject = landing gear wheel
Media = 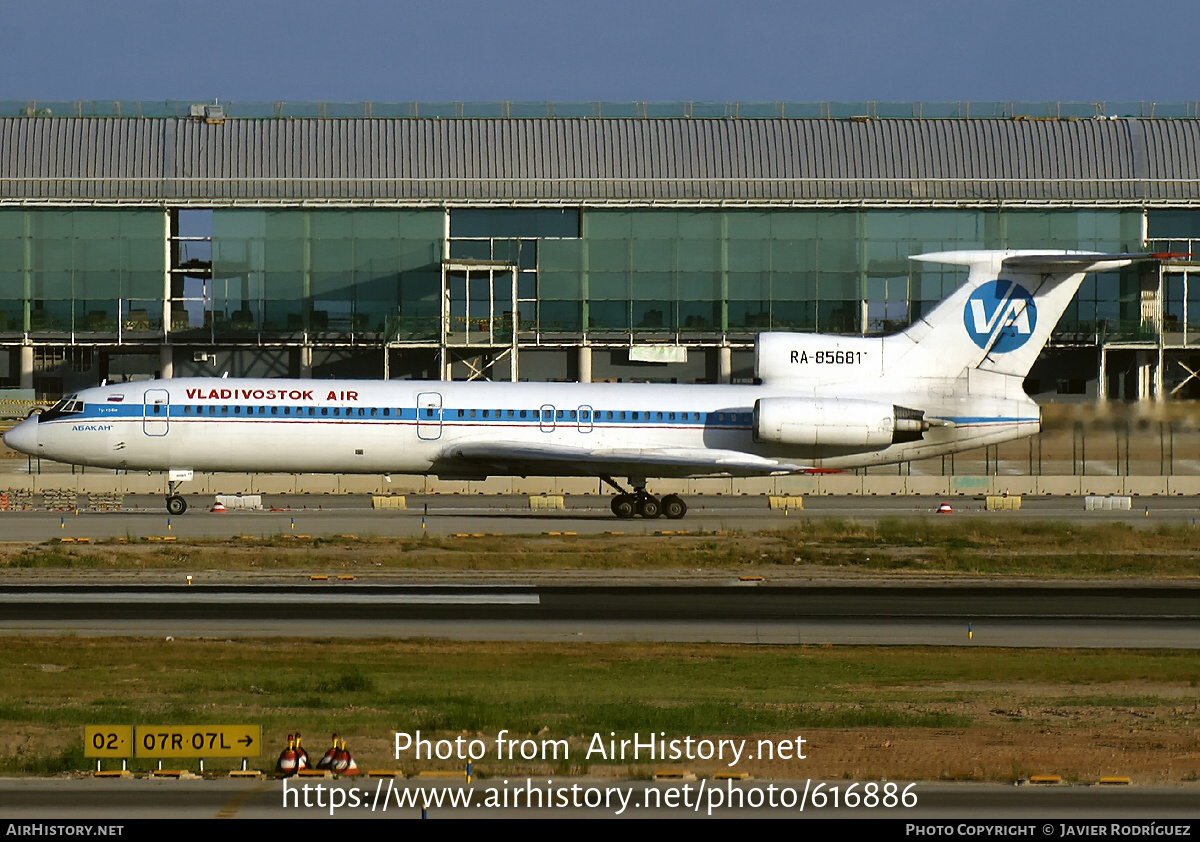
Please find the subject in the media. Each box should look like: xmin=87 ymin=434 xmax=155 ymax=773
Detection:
xmin=660 ymin=494 xmax=687 ymax=520
xmin=610 ymin=494 xmax=636 ymax=519
xmin=166 ymin=495 xmax=187 ymax=516
xmin=635 ymin=494 xmax=661 ymax=519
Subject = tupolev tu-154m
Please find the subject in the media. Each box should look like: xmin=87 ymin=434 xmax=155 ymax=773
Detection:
xmin=2 ymin=250 xmax=1159 ymax=518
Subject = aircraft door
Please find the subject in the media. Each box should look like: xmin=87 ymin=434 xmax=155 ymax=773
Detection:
xmin=539 ymin=404 xmax=555 ymax=433
xmin=142 ymin=389 xmax=170 ymax=437
xmin=416 ymin=392 xmax=443 ymax=440
xmin=577 ymin=405 xmax=593 ymax=433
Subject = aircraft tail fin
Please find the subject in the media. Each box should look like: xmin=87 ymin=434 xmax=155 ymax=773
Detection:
xmin=894 ymin=250 xmax=1155 ymax=382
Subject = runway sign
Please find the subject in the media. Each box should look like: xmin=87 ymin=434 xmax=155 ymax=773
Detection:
xmin=84 ymin=725 xmax=134 ymax=758
xmin=134 ymin=725 xmax=261 ymax=757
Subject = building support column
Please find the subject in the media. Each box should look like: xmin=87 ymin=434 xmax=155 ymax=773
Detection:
xmin=299 ymin=345 xmax=313 ymax=379
xmin=1096 ymin=346 xmax=1107 ymax=402
xmin=577 ymin=345 xmax=592 ymax=383
xmin=718 ymin=346 xmax=732 ymax=384
xmin=159 ymin=345 xmax=174 ymax=379
xmin=19 ymin=345 xmax=33 ymax=391
xmin=1136 ymin=351 xmax=1154 ymax=402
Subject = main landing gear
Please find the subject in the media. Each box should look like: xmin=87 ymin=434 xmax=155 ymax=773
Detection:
xmin=602 ymin=476 xmax=687 ymax=520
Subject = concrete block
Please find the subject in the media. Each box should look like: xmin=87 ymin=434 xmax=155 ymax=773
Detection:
xmin=768 ymin=496 xmax=804 ymax=510
xmin=338 ymin=475 xmax=386 ymax=494
xmin=462 ymin=478 xmax=516 ymax=495
xmin=249 ymin=475 xmax=298 ymax=494
xmin=1168 ymin=476 xmax=1200 ymax=495
xmin=816 ymin=475 xmax=863 ymax=495
xmin=903 ymin=477 xmax=950 ymax=496
xmin=1036 ymin=476 xmax=1081 ymax=496
xmin=294 ymin=476 xmax=341 ymax=494
xmin=209 ymin=473 xmax=254 ymax=494
xmin=553 ymin=477 xmax=602 ymax=495
xmin=735 ymin=477 xmax=776 ymax=496
xmin=950 ymin=476 xmax=991 ymax=495
xmin=1077 ymin=478 xmax=1125 ymax=496
xmin=685 ymin=478 xmax=735 ymax=496
xmin=773 ymin=476 xmax=819 ymax=495
xmin=372 ymin=496 xmax=408 ymax=510
xmin=1122 ymin=477 xmax=1169 ymax=496
xmin=513 ymin=477 xmax=556 ymax=495
xmin=861 ymin=476 xmax=907 ymax=496
xmin=992 ymin=477 xmax=1038 ymax=496
xmin=427 ymin=479 xmax=474 ymax=496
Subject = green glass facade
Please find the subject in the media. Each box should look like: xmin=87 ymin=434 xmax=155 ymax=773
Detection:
xmin=0 ymin=206 xmax=1155 ymax=344
xmin=206 ymin=210 xmax=443 ymax=340
xmin=0 ymin=209 xmax=164 ymax=334
xmin=538 ymin=208 xmax=1143 ymax=335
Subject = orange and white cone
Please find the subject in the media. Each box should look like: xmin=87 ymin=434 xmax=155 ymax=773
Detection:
xmin=294 ymin=732 xmax=309 ymax=771
xmin=340 ymin=739 xmax=359 ymax=776
xmin=331 ymin=739 xmax=348 ymax=773
xmin=276 ymin=734 xmax=298 ymax=777
xmin=317 ymin=733 xmax=339 ymax=770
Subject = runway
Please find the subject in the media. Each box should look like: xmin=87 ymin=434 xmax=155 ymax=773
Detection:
xmin=2 ymin=493 xmax=1200 ymax=541
xmin=2 ymin=582 xmax=1197 ymax=647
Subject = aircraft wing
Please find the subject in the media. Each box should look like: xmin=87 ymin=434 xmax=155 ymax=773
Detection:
xmin=434 ymin=441 xmax=813 ymax=479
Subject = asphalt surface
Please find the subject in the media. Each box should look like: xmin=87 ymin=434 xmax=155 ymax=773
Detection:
xmin=1 ymin=582 xmax=1196 ymax=647
xmin=2 ymin=493 xmax=1200 ymax=541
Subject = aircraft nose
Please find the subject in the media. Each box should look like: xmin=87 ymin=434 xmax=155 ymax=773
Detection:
xmin=2 ymin=416 xmax=39 ymax=456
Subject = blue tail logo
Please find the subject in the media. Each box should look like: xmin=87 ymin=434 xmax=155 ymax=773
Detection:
xmin=964 ymin=280 xmax=1037 ymax=352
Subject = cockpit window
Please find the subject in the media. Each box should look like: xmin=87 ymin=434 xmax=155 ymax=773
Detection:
xmin=40 ymin=395 xmax=85 ymax=421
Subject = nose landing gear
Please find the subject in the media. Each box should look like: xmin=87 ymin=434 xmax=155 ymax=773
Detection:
xmin=164 ymin=474 xmax=190 ymax=515
xmin=602 ymin=477 xmax=688 ymax=520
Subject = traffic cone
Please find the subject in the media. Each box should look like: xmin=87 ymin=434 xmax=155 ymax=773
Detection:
xmin=209 ymin=500 xmax=227 ymax=513
xmin=276 ymin=734 xmax=298 ymax=777
xmin=294 ymin=732 xmax=309 ymax=771
xmin=316 ymin=733 xmax=339 ymax=770
xmin=340 ymin=739 xmax=359 ymax=776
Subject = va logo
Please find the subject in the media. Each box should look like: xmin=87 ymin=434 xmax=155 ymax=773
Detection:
xmin=964 ymin=280 xmax=1037 ymax=352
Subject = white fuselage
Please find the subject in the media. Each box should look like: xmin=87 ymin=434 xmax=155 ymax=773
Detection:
xmin=9 ymin=375 xmax=1038 ymax=479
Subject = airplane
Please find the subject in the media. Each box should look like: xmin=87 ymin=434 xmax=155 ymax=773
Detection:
xmin=2 ymin=249 xmax=1158 ymax=519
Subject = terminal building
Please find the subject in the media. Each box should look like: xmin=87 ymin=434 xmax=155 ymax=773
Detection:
xmin=2 ymin=100 xmax=1200 ymax=405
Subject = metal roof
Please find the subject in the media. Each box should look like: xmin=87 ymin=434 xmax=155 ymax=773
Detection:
xmin=3 ymin=117 xmax=1199 ymax=206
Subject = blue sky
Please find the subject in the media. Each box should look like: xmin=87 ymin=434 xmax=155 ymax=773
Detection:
xmin=2 ymin=0 xmax=1197 ymax=103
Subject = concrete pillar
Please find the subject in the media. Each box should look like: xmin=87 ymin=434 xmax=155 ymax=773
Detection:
xmin=299 ymin=345 xmax=313 ymax=379
xmin=718 ymin=346 xmax=732 ymax=384
xmin=577 ymin=345 xmax=592 ymax=383
xmin=159 ymin=345 xmax=174 ymax=379
xmin=1136 ymin=351 xmax=1154 ymax=401
xmin=1096 ymin=347 xmax=1107 ymax=402
xmin=19 ymin=345 xmax=33 ymax=390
